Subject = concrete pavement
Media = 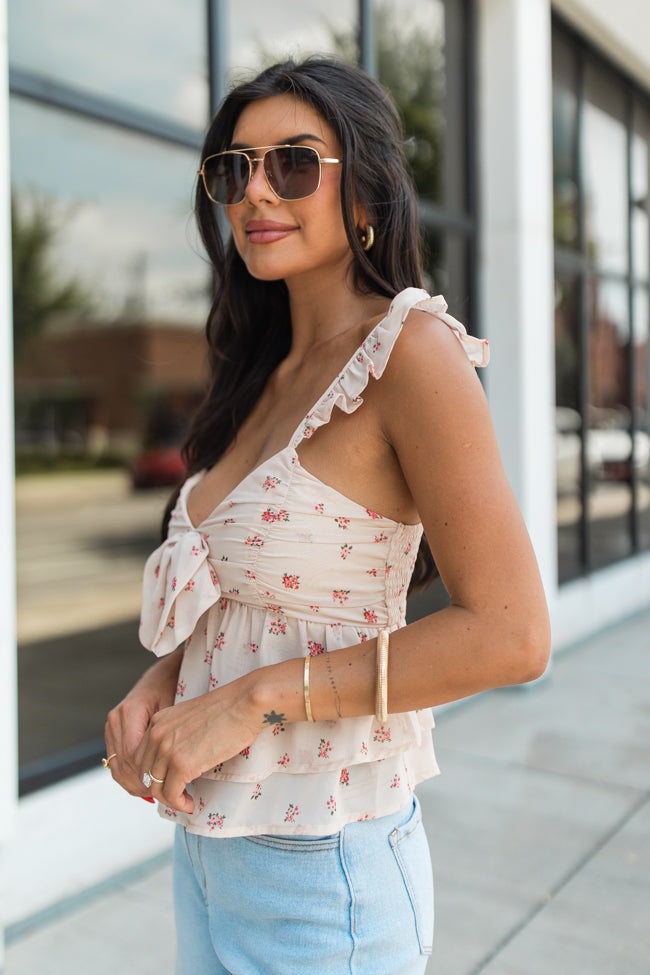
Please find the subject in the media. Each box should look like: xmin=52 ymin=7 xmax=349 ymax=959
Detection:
xmin=5 ymin=608 xmax=650 ymax=974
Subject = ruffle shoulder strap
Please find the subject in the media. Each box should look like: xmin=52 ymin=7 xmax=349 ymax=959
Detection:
xmin=291 ymin=287 xmax=489 ymax=446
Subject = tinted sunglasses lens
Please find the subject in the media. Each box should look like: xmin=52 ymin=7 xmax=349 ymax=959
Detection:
xmin=265 ymin=146 xmax=320 ymax=200
xmin=204 ymin=153 xmax=250 ymax=205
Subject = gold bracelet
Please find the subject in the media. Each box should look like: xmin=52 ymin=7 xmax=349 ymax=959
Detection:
xmin=375 ymin=629 xmax=390 ymax=724
xmin=303 ymin=653 xmax=315 ymax=722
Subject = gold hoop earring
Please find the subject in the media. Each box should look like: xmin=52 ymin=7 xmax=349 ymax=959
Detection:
xmin=360 ymin=225 xmax=375 ymax=251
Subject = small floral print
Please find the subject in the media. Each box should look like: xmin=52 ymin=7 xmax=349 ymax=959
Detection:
xmin=209 ymin=675 xmax=218 ymax=690
xmin=357 ymin=631 xmax=369 ymax=643
xmin=356 ymin=351 xmax=365 ymax=363
xmin=223 ymin=517 xmax=235 ymax=526
xmin=154 ymin=564 xmax=161 ymax=578
xmin=333 ymin=589 xmax=350 ymax=604
xmin=340 ymin=544 xmax=353 ymax=559
xmin=318 ymin=738 xmax=333 ymax=758
xmin=214 ymin=632 xmax=225 ymax=650
xmin=204 ymin=646 xmax=214 ymax=665
xmin=405 ymin=542 xmax=413 ymax=555
xmin=365 ymin=509 xmax=383 ymax=520
xmin=371 ymin=339 xmax=381 ymax=353
xmin=249 ymin=641 xmax=259 ymax=653
xmin=261 ymin=508 xmax=290 ymax=524
xmin=282 ymin=573 xmax=300 ymax=590
xmin=356 ymin=813 xmax=373 ymax=822
xmin=272 ymin=723 xmax=285 ymax=736
xmin=210 ymin=569 xmax=219 ymax=587
xmin=171 ymin=576 xmax=177 ymax=592
xmin=390 ymin=775 xmax=401 ymax=789
xmin=245 ymin=535 xmax=264 ymax=548
xmin=308 ymin=640 xmax=324 ymax=655
xmin=334 ymin=517 xmax=350 ymax=530
xmin=309 ymin=605 xmax=321 ymax=614
xmin=220 ymin=555 xmax=229 ymax=562
xmin=213 ymin=762 xmax=224 ymax=773
xmin=363 ymin=609 xmax=378 ymax=624
xmin=207 ymin=812 xmax=226 ymax=831
xmin=263 ymin=476 xmax=281 ymax=491
xmin=240 ymin=746 xmax=251 ymax=759
xmin=246 ymin=569 xmax=256 ymax=581
xmin=367 ymin=568 xmax=377 ymax=577
xmin=327 ymin=796 xmax=337 ymax=816
xmin=176 ymin=679 xmax=186 ymax=697
xmin=278 ymin=753 xmax=290 ymax=768
xmin=163 ymin=807 xmax=178 ymax=818
xmin=374 ymin=532 xmax=389 ymax=543
xmin=166 ymin=614 xmax=176 ymax=630
xmin=191 ymin=545 xmax=200 ymax=556
xmin=185 ymin=634 xmax=192 ymax=648
xmin=385 ymin=564 xmax=392 ymax=576
xmin=303 ymin=423 xmax=316 ymax=440
xmin=251 ymin=784 xmax=262 ymax=800
xmin=198 ymin=797 xmax=206 ymax=813
xmin=284 ymin=803 xmax=300 ymax=823
xmin=314 ymin=502 xmax=325 ymax=513
xmin=269 ymin=618 xmax=287 ymax=636
xmin=219 ymin=597 xmax=228 ymax=611
xmin=361 ymin=742 xmax=368 ymax=756
xmin=158 ymin=597 xmax=165 ymax=609
xmin=373 ymin=726 xmax=392 ymax=743
xmin=339 ymin=768 xmax=350 ymax=786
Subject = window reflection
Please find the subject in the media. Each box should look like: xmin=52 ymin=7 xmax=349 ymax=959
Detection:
xmin=555 ymin=276 xmax=583 ymax=581
xmin=229 ymin=0 xmax=357 ymax=77
xmin=632 ymin=111 xmax=650 ymax=281
xmin=587 ymin=279 xmax=633 ymax=567
xmin=11 ymin=98 xmax=209 ymax=787
xmin=633 ymin=287 xmax=650 ymax=547
xmin=8 ymin=0 xmax=209 ymax=128
xmin=377 ymin=0 xmax=448 ymax=205
xmin=552 ymin=32 xmax=579 ymax=249
xmin=583 ymin=68 xmax=628 ymax=274
xmin=421 ymin=227 xmax=469 ymax=315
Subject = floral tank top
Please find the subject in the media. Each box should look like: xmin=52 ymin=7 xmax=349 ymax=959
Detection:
xmin=138 ymin=288 xmax=489 ymax=837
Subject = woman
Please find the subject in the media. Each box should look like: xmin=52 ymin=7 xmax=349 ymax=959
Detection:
xmin=105 ymin=58 xmax=550 ymax=973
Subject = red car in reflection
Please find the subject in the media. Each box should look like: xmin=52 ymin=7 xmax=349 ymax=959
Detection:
xmin=130 ymin=445 xmax=186 ymax=489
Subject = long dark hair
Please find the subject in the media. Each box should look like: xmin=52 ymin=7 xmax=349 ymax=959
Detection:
xmin=169 ymin=57 xmax=436 ymax=591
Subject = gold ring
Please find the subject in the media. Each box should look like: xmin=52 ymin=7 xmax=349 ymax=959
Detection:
xmin=142 ymin=770 xmax=164 ymax=788
xmin=102 ymin=753 xmax=117 ymax=770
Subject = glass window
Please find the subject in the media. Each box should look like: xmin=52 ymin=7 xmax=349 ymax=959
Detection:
xmin=633 ymin=287 xmax=650 ymax=548
xmin=632 ymin=108 xmax=650 ymax=282
xmin=228 ymin=0 xmax=358 ymax=78
xmin=11 ymin=98 xmax=209 ymax=789
xmin=583 ymin=66 xmax=628 ymax=275
xmin=8 ymin=0 xmax=209 ymax=128
xmin=552 ymin=32 xmax=579 ymax=250
xmin=587 ymin=279 xmax=633 ymax=568
xmin=376 ymin=0 xmax=454 ymax=208
xmin=555 ymin=275 xmax=583 ymax=582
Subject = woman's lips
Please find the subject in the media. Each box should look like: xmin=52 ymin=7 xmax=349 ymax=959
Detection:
xmin=245 ymin=220 xmax=297 ymax=244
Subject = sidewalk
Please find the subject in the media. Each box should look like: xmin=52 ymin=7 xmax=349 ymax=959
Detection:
xmin=5 ymin=609 xmax=650 ymax=974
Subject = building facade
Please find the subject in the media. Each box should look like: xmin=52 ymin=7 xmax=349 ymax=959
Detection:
xmin=1 ymin=0 xmax=649 ymax=960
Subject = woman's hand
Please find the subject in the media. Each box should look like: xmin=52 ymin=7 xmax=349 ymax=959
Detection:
xmin=104 ymin=647 xmax=183 ymax=800
xmin=132 ymin=671 xmax=267 ymax=815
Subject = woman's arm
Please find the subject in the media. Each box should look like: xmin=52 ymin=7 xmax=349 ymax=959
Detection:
xmin=134 ymin=310 xmax=550 ymax=812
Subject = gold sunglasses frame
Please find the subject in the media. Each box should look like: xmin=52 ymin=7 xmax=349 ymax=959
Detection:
xmin=197 ymin=145 xmax=342 ymax=206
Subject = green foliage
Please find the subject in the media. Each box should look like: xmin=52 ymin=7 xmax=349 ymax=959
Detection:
xmin=11 ymin=192 xmax=91 ymax=355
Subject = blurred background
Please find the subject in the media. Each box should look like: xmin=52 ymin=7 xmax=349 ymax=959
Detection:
xmin=1 ymin=0 xmax=649 ymax=965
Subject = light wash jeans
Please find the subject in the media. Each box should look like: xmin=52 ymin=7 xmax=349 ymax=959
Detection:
xmin=173 ymin=794 xmax=434 ymax=974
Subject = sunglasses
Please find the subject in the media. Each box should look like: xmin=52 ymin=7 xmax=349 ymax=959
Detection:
xmin=197 ymin=145 xmax=342 ymax=206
